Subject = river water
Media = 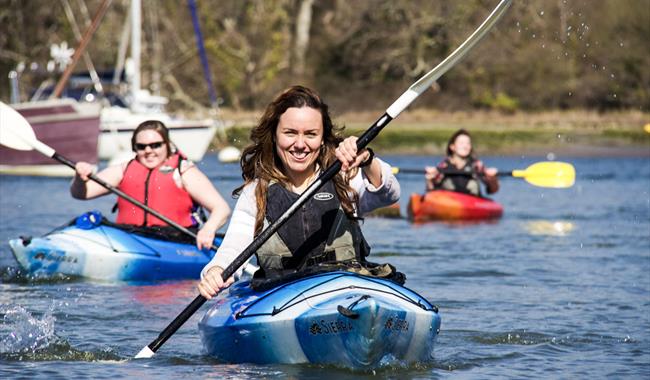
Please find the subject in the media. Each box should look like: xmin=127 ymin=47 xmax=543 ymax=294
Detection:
xmin=1 ymin=154 xmax=648 ymax=379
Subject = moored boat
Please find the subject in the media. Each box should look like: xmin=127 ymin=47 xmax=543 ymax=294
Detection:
xmin=408 ymin=190 xmax=503 ymax=222
xmin=8 ymin=211 xmax=222 ymax=282
xmin=0 ymin=99 xmax=101 ymax=177
xmin=198 ymin=271 xmax=441 ymax=368
xmin=98 ymin=104 xmax=218 ymax=162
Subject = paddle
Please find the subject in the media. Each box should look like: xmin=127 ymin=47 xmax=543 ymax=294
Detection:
xmin=392 ymin=161 xmax=576 ymax=188
xmin=133 ymin=0 xmax=512 ymax=359
xmin=0 ymin=101 xmax=220 ymax=253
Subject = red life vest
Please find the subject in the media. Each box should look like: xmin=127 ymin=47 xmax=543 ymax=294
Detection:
xmin=115 ymin=153 xmax=195 ymax=227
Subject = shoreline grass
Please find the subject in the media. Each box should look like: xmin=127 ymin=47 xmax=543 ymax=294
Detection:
xmin=213 ymin=109 xmax=650 ymax=156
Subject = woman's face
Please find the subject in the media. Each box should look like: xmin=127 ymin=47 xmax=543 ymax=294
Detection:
xmin=450 ymin=134 xmax=472 ymax=158
xmin=275 ymin=106 xmax=324 ymax=182
xmin=134 ymin=130 xmax=168 ymax=169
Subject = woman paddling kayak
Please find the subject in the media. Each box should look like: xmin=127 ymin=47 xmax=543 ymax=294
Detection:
xmin=198 ymin=85 xmax=402 ymax=297
xmin=70 ymin=120 xmax=231 ymax=250
xmin=425 ymin=128 xmax=499 ymax=196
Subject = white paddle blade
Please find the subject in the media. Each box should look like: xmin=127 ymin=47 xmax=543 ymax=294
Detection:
xmin=134 ymin=346 xmax=155 ymax=359
xmin=0 ymin=101 xmax=37 ymax=151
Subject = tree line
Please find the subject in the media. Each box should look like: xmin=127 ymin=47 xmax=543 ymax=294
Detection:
xmin=1 ymin=0 xmax=648 ymax=113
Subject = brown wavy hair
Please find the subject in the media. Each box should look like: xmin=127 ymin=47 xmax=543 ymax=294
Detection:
xmin=234 ymin=85 xmax=358 ymax=235
xmin=130 ymin=120 xmax=174 ymax=157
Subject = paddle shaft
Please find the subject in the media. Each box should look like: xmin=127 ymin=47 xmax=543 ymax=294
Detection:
xmin=53 ymin=153 xmax=219 ymax=252
xmin=142 ymin=114 xmax=391 ymax=354
xmin=395 ymin=167 xmax=513 ymax=177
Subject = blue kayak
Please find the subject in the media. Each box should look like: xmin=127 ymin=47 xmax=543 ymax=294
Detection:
xmin=199 ymin=271 xmax=441 ymax=368
xmin=8 ymin=211 xmax=222 ymax=282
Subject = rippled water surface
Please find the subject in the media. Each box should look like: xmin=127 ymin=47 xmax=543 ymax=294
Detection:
xmin=1 ymin=154 xmax=649 ymax=379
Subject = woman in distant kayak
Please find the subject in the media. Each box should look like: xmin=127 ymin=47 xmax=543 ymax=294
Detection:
xmin=198 ymin=85 xmax=401 ymax=298
xmin=70 ymin=120 xmax=231 ymax=250
xmin=424 ymin=129 xmax=499 ymax=196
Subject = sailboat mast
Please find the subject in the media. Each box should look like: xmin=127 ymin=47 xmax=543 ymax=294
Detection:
xmin=130 ymin=0 xmax=141 ymax=99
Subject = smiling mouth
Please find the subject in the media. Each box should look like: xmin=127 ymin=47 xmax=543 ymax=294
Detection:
xmin=290 ymin=151 xmax=310 ymax=160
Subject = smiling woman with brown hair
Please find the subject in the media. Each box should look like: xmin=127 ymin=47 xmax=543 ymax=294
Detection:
xmin=424 ymin=128 xmax=499 ymax=196
xmin=197 ymin=85 xmax=402 ymax=297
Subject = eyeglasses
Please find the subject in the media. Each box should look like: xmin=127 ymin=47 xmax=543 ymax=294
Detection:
xmin=135 ymin=141 xmax=164 ymax=151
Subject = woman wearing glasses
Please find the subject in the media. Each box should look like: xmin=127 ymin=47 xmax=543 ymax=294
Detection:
xmin=70 ymin=120 xmax=230 ymax=250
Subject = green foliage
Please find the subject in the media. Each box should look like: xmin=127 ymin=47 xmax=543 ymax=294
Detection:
xmin=474 ymin=91 xmax=519 ymax=113
xmin=0 ymin=0 xmax=647 ymax=112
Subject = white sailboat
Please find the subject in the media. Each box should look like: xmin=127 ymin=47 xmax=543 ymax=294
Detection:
xmin=97 ymin=0 xmax=219 ymax=162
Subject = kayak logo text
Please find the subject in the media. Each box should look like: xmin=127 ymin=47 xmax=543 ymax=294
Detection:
xmin=385 ymin=316 xmax=409 ymax=331
xmin=309 ymin=319 xmax=353 ymax=335
xmin=313 ymin=192 xmax=334 ymax=201
xmin=34 ymin=251 xmax=78 ymax=263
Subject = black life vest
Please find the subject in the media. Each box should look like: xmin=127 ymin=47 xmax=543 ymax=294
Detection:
xmin=252 ymin=180 xmax=404 ymax=290
xmin=436 ymin=157 xmax=482 ymax=196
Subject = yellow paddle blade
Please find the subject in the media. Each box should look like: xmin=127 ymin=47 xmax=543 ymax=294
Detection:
xmin=512 ymin=161 xmax=575 ymax=188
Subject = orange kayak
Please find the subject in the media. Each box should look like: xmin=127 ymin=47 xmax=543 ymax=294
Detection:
xmin=366 ymin=202 xmax=401 ymax=218
xmin=407 ymin=190 xmax=503 ymax=222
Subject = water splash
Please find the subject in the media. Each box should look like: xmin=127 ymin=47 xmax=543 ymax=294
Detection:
xmin=0 ymin=305 xmax=123 ymax=362
xmin=0 ymin=305 xmax=55 ymax=354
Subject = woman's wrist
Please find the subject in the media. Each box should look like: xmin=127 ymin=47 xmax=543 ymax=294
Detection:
xmin=359 ymin=147 xmax=374 ymax=167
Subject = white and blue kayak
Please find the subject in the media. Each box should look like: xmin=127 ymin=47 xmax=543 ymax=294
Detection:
xmin=8 ymin=211 xmax=222 ymax=282
xmin=199 ymin=271 xmax=441 ymax=368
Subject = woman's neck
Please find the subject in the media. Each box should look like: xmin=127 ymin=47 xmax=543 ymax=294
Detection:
xmin=449 ymin=155 xmax=468 ymax=169
xmin=287 ymin=167 xmax=318 ymax=193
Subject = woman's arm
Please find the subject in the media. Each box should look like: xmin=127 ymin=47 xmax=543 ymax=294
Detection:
xmin=483 ymin=167 xmax=500 ymax=194
xmin=181 ymin=166 xmax=232 ymax=250
xmin=475 ymin=160 xmax=499 ymax=194
xmin=70 ymin=162 xmax=124 ymax=199
xmin=198 ymin=182 xmax=257 ymax=298
xmin=353 ymin=158 xmax=400 ymax=216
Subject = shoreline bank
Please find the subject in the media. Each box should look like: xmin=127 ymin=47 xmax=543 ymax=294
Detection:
xmin=213 ymin=109 xmax=650 ymax=157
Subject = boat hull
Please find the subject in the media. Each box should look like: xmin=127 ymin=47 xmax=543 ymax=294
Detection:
xmin=8 ymin=219 xmax=221 ymax=282
xmin=408 ymin=190 xmax=503 ymax=222
xmin=199 ymin=272 xmax=441 ymax=368
xmin=0 ymin=99 xmax=100 ymax=176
